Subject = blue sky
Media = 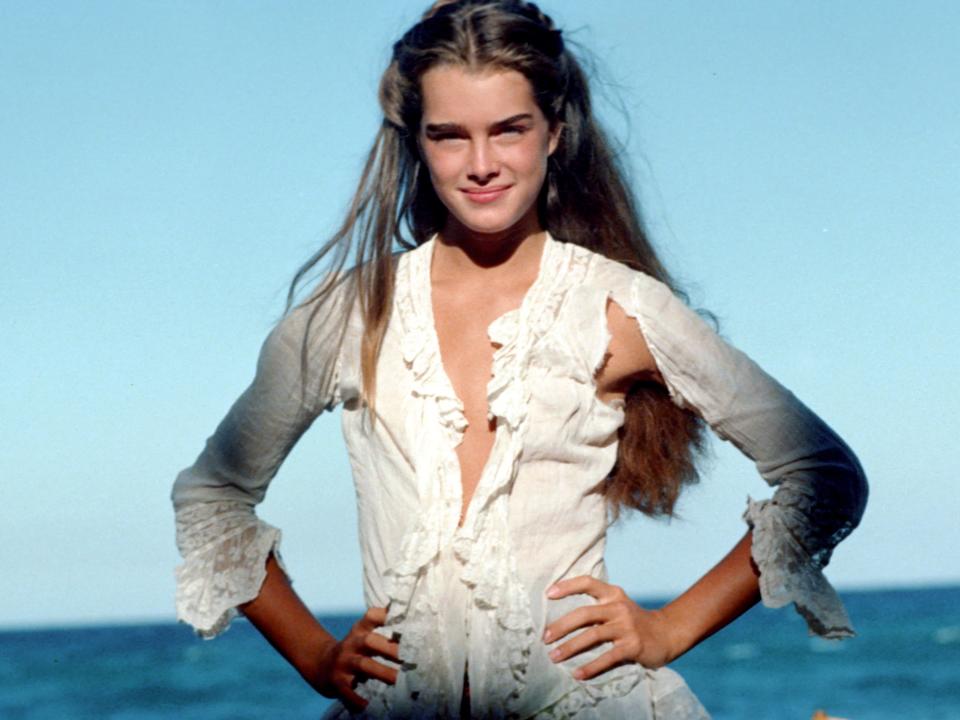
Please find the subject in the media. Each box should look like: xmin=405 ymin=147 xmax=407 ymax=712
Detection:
xmin=1 ymin=1 xmax=957 ymax=628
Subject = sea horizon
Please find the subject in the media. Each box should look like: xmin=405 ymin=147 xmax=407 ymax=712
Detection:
xmin=3 ymin=584 xmax=959 ymax=719
xmin=3 ymin=580 xmax=956 ymax=634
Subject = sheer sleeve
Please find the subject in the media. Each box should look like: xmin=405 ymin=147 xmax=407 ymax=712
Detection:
xmin=617 ymin=271 xmax=868 ymax=639
xmin=170 ymin=287 xmax=349 ymax=638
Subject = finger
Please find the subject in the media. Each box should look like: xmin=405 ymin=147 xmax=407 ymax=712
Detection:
xmin=364 ymin=606 xmax=388 ymax=626
xmin=543 ymin=604 xmax=609 ymax=643
xmin=338 ymin=682 xmax=369 ymax=713
xmin=365 ymin=631 xmax=401 ymax=662
xmin=548 ymin=624 xmax=617 ymax=664
xmin=546 ymin=575 xmax=600 ymax=599
xmin=547 ymin=575 xmax=618 ymax=601
xmin=572 ymin=645 xmax=631 ymax=681
xmin=356 ymin=656 xmax=399 ymax=686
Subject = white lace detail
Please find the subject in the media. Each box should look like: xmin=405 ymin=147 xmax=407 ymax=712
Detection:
xmin=744 ymin=493 xmax=855 ymax=638
xmin=646 ymin=668 xmax=712 ymax=720
xmin=351 ymin=241 xmax=463 ymax=716
xmin=531 ymin=666 xmax=710 ymax=720
xmin=532 ymin=668 xmax=643 ymax=718
xmin=174 ymin=500 xmax=283 ymax=639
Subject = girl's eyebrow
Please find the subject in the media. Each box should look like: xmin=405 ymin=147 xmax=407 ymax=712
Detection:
xmin=424 ymin=113 xmax=534 ymax=134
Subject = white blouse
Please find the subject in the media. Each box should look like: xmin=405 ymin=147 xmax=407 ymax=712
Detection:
xmin=172 ymin=234 xmax=868 ymax=719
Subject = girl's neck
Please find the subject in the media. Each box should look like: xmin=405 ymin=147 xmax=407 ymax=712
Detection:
xmin=433 ymin=215 xmax=546 ymax=283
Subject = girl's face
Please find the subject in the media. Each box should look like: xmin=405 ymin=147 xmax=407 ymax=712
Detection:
xmin=418 ymin=65 xmax=560 ymax=241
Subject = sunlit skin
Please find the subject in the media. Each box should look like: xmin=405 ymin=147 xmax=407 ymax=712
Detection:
xmin=239 ymin=65 xmax=761 ymax=711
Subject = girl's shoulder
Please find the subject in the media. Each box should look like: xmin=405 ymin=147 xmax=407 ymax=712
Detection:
xmin=559 ymin=240 xmax=678 ymax=313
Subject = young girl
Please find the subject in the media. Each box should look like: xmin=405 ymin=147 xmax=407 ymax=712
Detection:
xmin=171 ymin=2 xmax=868 ymax=717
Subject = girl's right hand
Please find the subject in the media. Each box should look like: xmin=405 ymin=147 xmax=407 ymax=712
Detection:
xmin=313 ymin=606 xmax=400 ymax=711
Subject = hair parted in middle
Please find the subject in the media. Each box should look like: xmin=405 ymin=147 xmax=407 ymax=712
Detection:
xmin=289 ymin=0 xmax=708 ymax=519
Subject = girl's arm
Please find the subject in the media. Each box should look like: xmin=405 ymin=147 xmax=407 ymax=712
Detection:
xmin=546 ymin=268 xmax=867 ymax=676
xmin=659 ymin=529 xmax=760 ymax=658
xmin=619 ymin=270 xmax=868 ymax=638
xmin=239 ymin=554 xmax=399 ymax=711
xmin=172 ymin=280 xmax=400 ymax=708
xmin=239 ymin=554 xmax=339 ymax=685
xmin=544 ymin=530 xmax=760 ymax=676
xmin=172 ymin=287 xmax=348 ymax=638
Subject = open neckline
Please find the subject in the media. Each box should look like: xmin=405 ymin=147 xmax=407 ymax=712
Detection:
xmin=424 ymin=231 xmax=556 ymax=347
xmin=419 ymin=232 xmax=557 ymax=529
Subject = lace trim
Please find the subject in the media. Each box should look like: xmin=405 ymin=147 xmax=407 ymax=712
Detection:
xmin=396 ymin=241 xmax=469 ymax=445
xmin=174 ymin=500 xmax=284 ymax=639
xmin=354 ymin=243 xmax=462 ymax=715
xmin=744 ymin=495 xmax=855 ymax=638
xmin=530 ymin=666 xmax=710 ymax=719
xmin=531 ymin=669 xmax=643 ymax=718
xmin=647 ymin=668 xmax=712 ymax=720
xmin=385 ymin=240 xmax=460 ymax=618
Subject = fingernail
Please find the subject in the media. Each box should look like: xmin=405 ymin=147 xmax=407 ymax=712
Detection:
xmin=542 ymin=629 xmax=552 ymax=643
xmin=549 ymin=648 xmax=561 ymax=661
xmin=573 ymin=669 xmax=585 ymax=680
xmin=547 ymin=586 xmax=560 ymax=598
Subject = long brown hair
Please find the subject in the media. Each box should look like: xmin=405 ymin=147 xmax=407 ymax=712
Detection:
xmin=288 ymin=0 xmax=708 ymax=519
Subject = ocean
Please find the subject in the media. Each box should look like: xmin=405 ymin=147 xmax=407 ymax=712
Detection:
xmin=2 ymin=586 xmax=958 ymax=719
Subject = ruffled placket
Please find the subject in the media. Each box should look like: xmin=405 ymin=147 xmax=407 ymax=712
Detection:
xmin=451 ymin=239 xmax=590 ymax=719
xmin=452 ymin=303 xmax=533 ymax=719
xmin=357 ymin=241 xmax=469 ymax=719
xmin=365 ymin=236 xmax=589 ymax=719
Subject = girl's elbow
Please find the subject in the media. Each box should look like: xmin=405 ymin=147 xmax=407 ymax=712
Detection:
xmin=846 ymin=450 xmax=869 ymax=530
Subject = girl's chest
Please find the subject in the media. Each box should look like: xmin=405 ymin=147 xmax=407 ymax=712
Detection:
xmin=343 ymin=313 xmax=624 ymax=459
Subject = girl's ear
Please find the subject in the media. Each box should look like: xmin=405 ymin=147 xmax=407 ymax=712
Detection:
xmin=547 ymin=122 xmax=563 ymax=157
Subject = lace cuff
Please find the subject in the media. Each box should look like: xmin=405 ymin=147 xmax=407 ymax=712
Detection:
xmin=174 ymin=500 xmax=286 ymax=638
xmin=744 ymin=493 xmax=855 ymax=638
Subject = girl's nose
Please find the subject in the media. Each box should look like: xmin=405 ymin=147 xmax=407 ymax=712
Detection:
xmin=467 ymin=140 xmax=499 ymax=182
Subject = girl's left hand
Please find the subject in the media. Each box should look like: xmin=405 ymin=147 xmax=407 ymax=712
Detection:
xmin=542 ymin=576 xmax=679 ymax=681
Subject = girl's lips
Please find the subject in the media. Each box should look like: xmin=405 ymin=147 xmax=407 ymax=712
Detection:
xmin=461 ymin=185 xmax=512 ymax=204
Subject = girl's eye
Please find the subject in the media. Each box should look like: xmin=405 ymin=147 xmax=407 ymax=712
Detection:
xmin=425 ymin=131 xmax=465 ymax=143
xmin=500 ymin=126 xmax=527 ymax=135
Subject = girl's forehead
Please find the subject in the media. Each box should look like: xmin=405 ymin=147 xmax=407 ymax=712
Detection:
xmin=419 ymin=65 xmax=541 ymax=123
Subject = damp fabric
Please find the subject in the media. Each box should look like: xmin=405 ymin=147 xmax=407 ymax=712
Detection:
xmin=172 ymin=234 xmax=868 ymax=719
